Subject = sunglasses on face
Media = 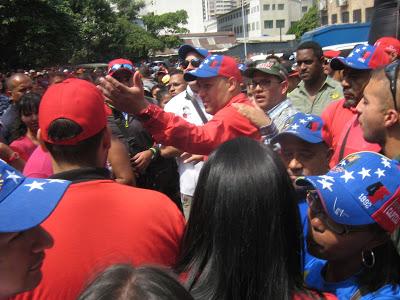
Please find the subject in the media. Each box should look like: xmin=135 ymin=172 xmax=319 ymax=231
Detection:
xmin=180 ymin=58 xmax=203 ymax=69
xmin=109 ymin=64 xmax=134 ymax=73
xmin=384 ymin=61 xmax=399 ymax=111
xmin=323 ymin=58 xmax=332 ymax=65
xmin=306 ymin=191 xmax=371 ymax=235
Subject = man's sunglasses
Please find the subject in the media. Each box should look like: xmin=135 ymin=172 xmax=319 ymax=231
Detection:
xmin=306 ymin=191 xmax=372 ymax=235
xmin=109 ymin=64 xmax=134 ymax=73
xmin=384 ymin=61 xmax=399 ymax=111
xmin=180 ymin=58 xmax=203 ymax=69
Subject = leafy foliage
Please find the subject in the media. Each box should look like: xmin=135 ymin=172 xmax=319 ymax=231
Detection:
xmin=0 ymin=0 xmax=188 ymax=69
xmin=287 ymin=6 xmax=320 ymax=39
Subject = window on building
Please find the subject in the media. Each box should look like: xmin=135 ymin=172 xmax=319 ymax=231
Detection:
xmin=341 ymin=11 xmax=349 ymax=23
xmin=331 ymin=14 xmax=337 ymax=24
xmin=276 ymin=19 xmax=285 ymax=28
xmin=256 ymin=22 xmax=259 ymax=30
xmin=302 ymin=6 xmax=308 ymax=12
xmin=278 ymin=4 xmax=284 ymax=10
xmin=239 ymin=25 xmax=243 ymax=33
xmin=264 ymin=20 xmax=273 ymax=29
xmin=366 ymin=7 xmax=373 ymax=22
xmin=263 ymin=4 xmax=270 ymax=10
xmin=321 ymin=14 xmax=328 ymax=25
xmin=251 ymin=22 xmax=255 ymax=30
xmin=353 ymin=9 xmax=361 ymax=23
xmin=272 ymin=4 xmax=275 ymax=10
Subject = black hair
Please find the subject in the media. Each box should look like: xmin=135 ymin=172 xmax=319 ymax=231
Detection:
xmin=356 ymin=225 xmax=400 ymax=295
xmin=176 ymin=137 xmax=321 ymax=300
xmin=297 ymin=41 xmax=323 ymax=59
xmin=78 ymin=264 xmax=194 ymax=300
xmin=156 ymin=87 xmax=170 ymax=103
xmin=10 ymin=92 xmax=41 ymax=141
xmin=44 ymin=118 xmax=105 ymax=167
xmin=169 ymin=69 xmax=184 ymax=76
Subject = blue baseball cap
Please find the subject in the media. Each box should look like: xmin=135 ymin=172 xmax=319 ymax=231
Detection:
xmin=296 ymin=151 xmax=400 ymax=233
xmin=331 ymin=44 xmax=390 ymax=70
xmin=183 ymin=54 xmax=242 ymax=83
xmin=178 ymin=44 xmax=209 ymax=60
xmin=271 ymin=112 xmax=324 ymax=144
xmin=0 ymin=160 xmax=70 ymax=232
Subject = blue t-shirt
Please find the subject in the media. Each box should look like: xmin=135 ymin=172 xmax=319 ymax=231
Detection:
xmin=305 ymin=257 xmax=400 ymax=299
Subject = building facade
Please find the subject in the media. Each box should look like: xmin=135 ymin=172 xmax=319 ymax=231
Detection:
xmin=319 ymin=0 xmax=374 ymax=25
xmin=217 ymin=0 xmax=314 ymax=38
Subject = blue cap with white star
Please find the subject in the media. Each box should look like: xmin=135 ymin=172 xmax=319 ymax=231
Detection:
xmin=330 ymin=44 xmax=390 ymax=70
xmin=0 ymin=159 xmax=70 ymax=232
xmin=296 ymin=151 xmax=400 ymax=233
xmin=271 ymin=112 xmax=324 ymax=144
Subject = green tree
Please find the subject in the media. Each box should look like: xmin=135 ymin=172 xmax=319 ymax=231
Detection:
xmin=287 ymin=6 xmax=320 ymax=39
xmin=0 ymin=0 xmax=78 ymax=69
xmin=142 ymin=10 xmax=189 ymax=51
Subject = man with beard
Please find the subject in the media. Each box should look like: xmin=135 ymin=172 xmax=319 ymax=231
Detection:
xmin=321 ymin=44 xmax=390 ymax=167
xmin=289 ymin=41 xmax=343 ymax=115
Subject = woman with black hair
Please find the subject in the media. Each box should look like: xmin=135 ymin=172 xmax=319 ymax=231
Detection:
xmin=176 ymin=137 xmax=335 ymax=300
xmin=78 ymin=264 xmax=193 ymax=300
xmin=9 ymin=92 xmax=41 ymax=161
xmin=297 ymin=151 xmax=400 ymax=299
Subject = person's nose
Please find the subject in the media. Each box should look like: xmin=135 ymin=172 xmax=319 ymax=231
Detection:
xmin=31 ymin=226 xmax=54 ymax=253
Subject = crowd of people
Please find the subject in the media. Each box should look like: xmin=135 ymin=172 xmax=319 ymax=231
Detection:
xmin=0 ymin=35 xmax=400 ymax=300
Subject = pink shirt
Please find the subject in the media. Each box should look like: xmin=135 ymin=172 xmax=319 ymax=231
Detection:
xmin=23 ymin=146 xmax=53 ymax=178
xmin=10 ymin=135 xmax=37 ymax=161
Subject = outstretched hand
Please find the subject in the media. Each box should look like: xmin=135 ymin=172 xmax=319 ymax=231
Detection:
xmin=98 ymin=71 xmax=148 ymax=114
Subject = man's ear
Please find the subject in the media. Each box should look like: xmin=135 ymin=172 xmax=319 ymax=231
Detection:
xmin=227 ymin=77 xmax=239 ymax=92
xmin=281 ymin=79 xmax=289 ymax=95
xmin=384 ymin=109 xmax=399 ymax=127
xmin=37 ymin=129 xmax=49 ymax=153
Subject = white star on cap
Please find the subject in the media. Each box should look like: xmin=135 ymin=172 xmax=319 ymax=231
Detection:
xmin=299 ymin=119 xmax=307 ymax=124
xmin=48 ymin=179 xmax=67 ymax=183
xmin=362 ymin=46 xmax=367 ymax=50
xmin=381 ymin=158 xmax=391 ymax=168
xmin=355 ymin=48 xmax=361 ymax=53
xmin=319 ymin=175 xmax=335 ymax=182
xmin=24 ymin=181 xmax=46 ymax=192
xmin=317 ymin=179 xmax=333 ymax=192
xmin=340 ymin=160 xmax=347 ymax=167
xmin=374 ymin=168 xmax=385 ymax=178
xmin=340 ymin=170 xmax=354 ymax=183
xmin=203 ymin=59 xmax=210 ymax=64
xmin=348 ymin=53 xmax=354 ymax=57
xmin=5 ymin=170 xmax=21 ymax=184
xmin=358 ymin=168 xmax=371 ymax=180
xmin=291 ymin=123 xmax=300 ymax=130
xmin=307 ymin=116 xmax=314 ymax=120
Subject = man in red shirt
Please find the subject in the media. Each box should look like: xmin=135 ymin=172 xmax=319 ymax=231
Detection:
xmin=14 ymin=78 xmax=185 ymax=300
xmin=99 ymin=54 xmax=260 ymax=155
xmin=321 ymin=44 xmax=390 ymax=167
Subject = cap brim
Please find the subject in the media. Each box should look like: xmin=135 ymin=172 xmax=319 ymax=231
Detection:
xmin=295 ymin=175 xmax=374 ymax=226
xmin=271 ymin=131 xmax=323 ymax=145
xmin=331 ymin=57 xmax=371 ymax=71
xmin=184 ymin=68 xmax=218 ymax=82
xmin=0 ymin=178 xmax=70 ymax=232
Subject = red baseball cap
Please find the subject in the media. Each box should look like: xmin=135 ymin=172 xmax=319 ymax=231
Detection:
xmin=323 ymin=50 xmax=341 ymax=59
xmin=39 ymin=78 xmax=107 ymax=145
xmin=108 ymin=58 xmax=135 ymax=76
xmin=374 ymin=37 xmax=400 ymax=58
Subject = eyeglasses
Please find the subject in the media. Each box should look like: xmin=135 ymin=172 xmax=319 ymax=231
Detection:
xmin=181 ymin=58 xmax=203 ymax=69
xmin=306 ymin=191 xmax=371 ymax=235
xmin=384 ymin=61 xmax=399 ymax=111
xmin=249 ymin=79 xmax=282 ymax=89
xmin=109 ymin=64 xmax=134 ymax=73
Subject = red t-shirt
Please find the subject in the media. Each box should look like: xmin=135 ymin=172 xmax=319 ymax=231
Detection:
xmin=14 ymin=180 xmax=185 ymax=300
xmin=321 ymin=99 xmax=380 ymax=168
xmin=10 ymin=135 xmax=37 ymax=161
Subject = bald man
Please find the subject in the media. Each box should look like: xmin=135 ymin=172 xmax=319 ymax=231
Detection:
xmin=1 ymin=73 xmax=33 ymax=143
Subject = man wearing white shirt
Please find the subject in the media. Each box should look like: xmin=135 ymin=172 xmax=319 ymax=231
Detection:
xmin=163 ymin=44 xmax=211 ymax=219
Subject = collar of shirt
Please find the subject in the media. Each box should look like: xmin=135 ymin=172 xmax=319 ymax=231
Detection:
xmin=50 ymin=167 xmax=111 ymax=183
xmin=267 ymin=98 xmax=292 ymax=119
xmin=297 ymin=75 xmax=334 ymax=96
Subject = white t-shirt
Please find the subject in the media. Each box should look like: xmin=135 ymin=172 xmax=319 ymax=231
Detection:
xmin=164 ymin=86 xmax=211 ymax=196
